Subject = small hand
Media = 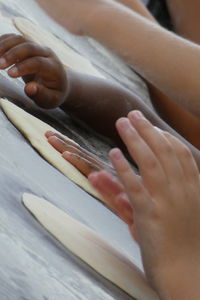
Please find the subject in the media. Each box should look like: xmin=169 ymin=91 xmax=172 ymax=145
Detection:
xmin=89 ymin=170 xmax=138 ymax=240
xmin=89 ymin=110 xmax=200 ymax=296
xmin=45 ymin=131 xmax=115 ymax=177
xmin=0 ymin=34 xmax=68 ymax=109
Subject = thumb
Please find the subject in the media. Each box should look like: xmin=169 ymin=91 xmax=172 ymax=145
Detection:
xmin=25 ymin=81 xmax=38 ymax=97
xmin=25 ymin=82 xmax=63 ymax=109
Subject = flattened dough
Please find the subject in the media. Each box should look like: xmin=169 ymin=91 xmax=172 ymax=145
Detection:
xmin=23 ymin=193 xmax=158 ymax=300
xmin=1 ymin=99 xmax=101 ymax=200
xmin=13 ymin=17 xmax=105 ymax=79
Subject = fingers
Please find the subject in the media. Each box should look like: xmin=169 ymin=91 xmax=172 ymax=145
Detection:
xmin=0 ymin=34 xmax=52 ymax=69
xmin=114 ymin=111 xmax=199 ymax=209
xmin=163 ymin=131 xmax=199 ymax=183
xmin=0 ymin=42 xmax=52 ymax=70
xmin=89 ymin=171 xmax=134 ymax=225
xmin=47 ymin=134 xmax=114 ymax=176
xmin=109 ymin=148 xmax=151 ymax=213
xmin=46 ymin=137 xmax=104 ymax=176
xmin=115 ymin=194 xmax=134 ymax=225
xmin=116 ymin=117 xmax=167 ymax=196
xmin=0 ymin=34 xmax=26 ymax=58
xmin=0 ymin=34 xmax=62 ymax=90
xmin=9 ymin=56 xmax=65 ymax=108
xmin=47 ymin=134 xmax=92 ymax=159
xmin=8 ymin=56 xmax=55 ymax=80
xmin=47 ymin=135 xmax=73 ymax=154
xmin=46 ymin=133 xmax=115 ymax=173
xmin=0 ymin=34 xmax=16 ymax=42
xmin=24 ymin=82 xmax=63 ymax=109
xmin=128 ymin=111 xmax=185 ymax=182
xmin=45 ymin=131 xmax=78 ymax=147
xmin=0 ymin=34 xmax=67 ymax=109
xmin=89 ymin=170 xmax=124 ymax=199
xmin=62 ymin=151 xmax=100 ymax=176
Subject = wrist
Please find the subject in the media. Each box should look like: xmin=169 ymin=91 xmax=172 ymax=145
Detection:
xmin=151 ymin=260 xmax=200 ymax=300
xmin=60 ymin=69 xmax=83 ymax=111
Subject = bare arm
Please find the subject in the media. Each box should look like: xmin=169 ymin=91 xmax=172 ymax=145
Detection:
xmin=166 ymin=0 xmax=200 ymax=44
xmin=114 ymin=0 xmax=155 ymax=21
xmin=35 ymin=0 xmax=200 ymax=150
xmin=85 ymin=3 xmax=200 ymax=116
xmin=148 ymin=84 xmax=200 ymax=149
xmin=111 ymin=0 xmax=200 ymax=149
xmin=36 ymin=0 xmax=200 ymax=117
xmin=62 ymin=69 xmax=200 ymax=169
xmin=2 ymin=33 xmax=199 ymax=163
xmin=90 ymin=112 xmax=200 ymax=300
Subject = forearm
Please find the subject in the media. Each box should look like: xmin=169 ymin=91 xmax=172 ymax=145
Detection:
xmin=62 ymin=70 xmax=200 ymax=169
xmin=148 ymin=84 xmax=200 ymax=149
xmin=154 ymin=262 xmax=200 ymax=300
xmin=84 ymin=2 xmax=200 ymax=116
xmin=114 ymin=0 xmax=200 ymax=147
xmin=115 ymin=0 xmax=155 ymax=21
xmin=166 ymin=0 xmax=200 ymax=44
xmin=36 ymin=0 xmax=200 ymax=137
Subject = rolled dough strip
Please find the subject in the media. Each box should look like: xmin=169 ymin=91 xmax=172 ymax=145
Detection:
xmin=1 ymin=99 xmax=101 ymax=200
xmin=13 ymin=17 xmax=105 ymax=79
xmin=22 ymin=193 xmax=159 ymax=300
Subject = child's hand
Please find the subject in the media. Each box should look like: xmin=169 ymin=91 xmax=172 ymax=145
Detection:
xmin=45 ymin=131 xmax=137 ymax=236
xmin=0 ymin=34 xmax=68 ymax=109
xmin=90 ymin=110 xmax=200 ymax=298
xmin=89 ymin=170 xmax=138 ymax=240
xmin=45 ymin=131 xmax=115 ymax=177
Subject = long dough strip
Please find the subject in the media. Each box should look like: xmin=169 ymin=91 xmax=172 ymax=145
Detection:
xmin=22 ymin=193 xmax=158 ymax=300
xmin=13 ymin=17 xmax=105 ymax=79
xmin=1 ymin=99 xmax=101 ymax=200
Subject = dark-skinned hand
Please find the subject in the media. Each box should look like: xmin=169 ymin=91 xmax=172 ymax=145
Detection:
xmin=0 ymin=34 xmax=68 ymax=109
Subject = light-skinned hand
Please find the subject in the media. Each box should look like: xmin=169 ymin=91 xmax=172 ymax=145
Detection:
xmin=89 ymin=110 xmax=200 ymax=299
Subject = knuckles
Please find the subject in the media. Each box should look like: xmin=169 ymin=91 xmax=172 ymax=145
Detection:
xmin=4 ymin=42 xmax=50 ymax=60
xmin=11 ymin=34 xmax=27 ymax=43
xmin=30 ymin=56 xmax=45 ymax=67
xmin=43 ymin=46 xmax=54 ymax=56
xmin=177 ymin=145 xmax=193 ymax=160
xmin=33 ymin=56 xmax=45 ymax=67
xmin=20 ymin=41 xmax=41 ymax=53
xmin=0 ymin=34 xmax=28 ymax=45
xmin=158 ymin=140 xmax=173 ymax=156
xmin=143 ymin=157 xmax=158 ymax=170
xmin=0 ymin=33 xmax=58 ymax=68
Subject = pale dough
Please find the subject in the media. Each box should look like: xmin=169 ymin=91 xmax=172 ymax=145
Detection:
xmin=22 ymin=193 xmax=159 ymax=300
xmin=13 ymin=17 xmax=105 ymax=79
xmin=1 ymin=99 xmax=101 ymax=200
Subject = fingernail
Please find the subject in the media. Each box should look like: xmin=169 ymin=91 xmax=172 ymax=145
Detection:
xmin=48 ymin=135 xmax=59 ymax=142
xmin=46 ymin=131 xmax=55 ymax=135
xmin=88 ymin=172 xmax=99 ymax=180
xmin=110 ymin=149 xmax=123 ymax=160
xmin=45 ymin=131 xmax=54 ymax=138
xmin=62 ymin=151 xmax=72 ymax=157
xmin=154 ymin=126 xmax=163 ymax=133
xmin=8 ymin=67 xmax=18 ymax=76
xmin=117 ymin=118 xmax=130 ymax=130
xmin=31 ymin=85 xmax=37 ymax=94
xmin=0 ymin=58 xmax=6 ymax=67
xmin=129 ymin=110 xmax=144 ymax=120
